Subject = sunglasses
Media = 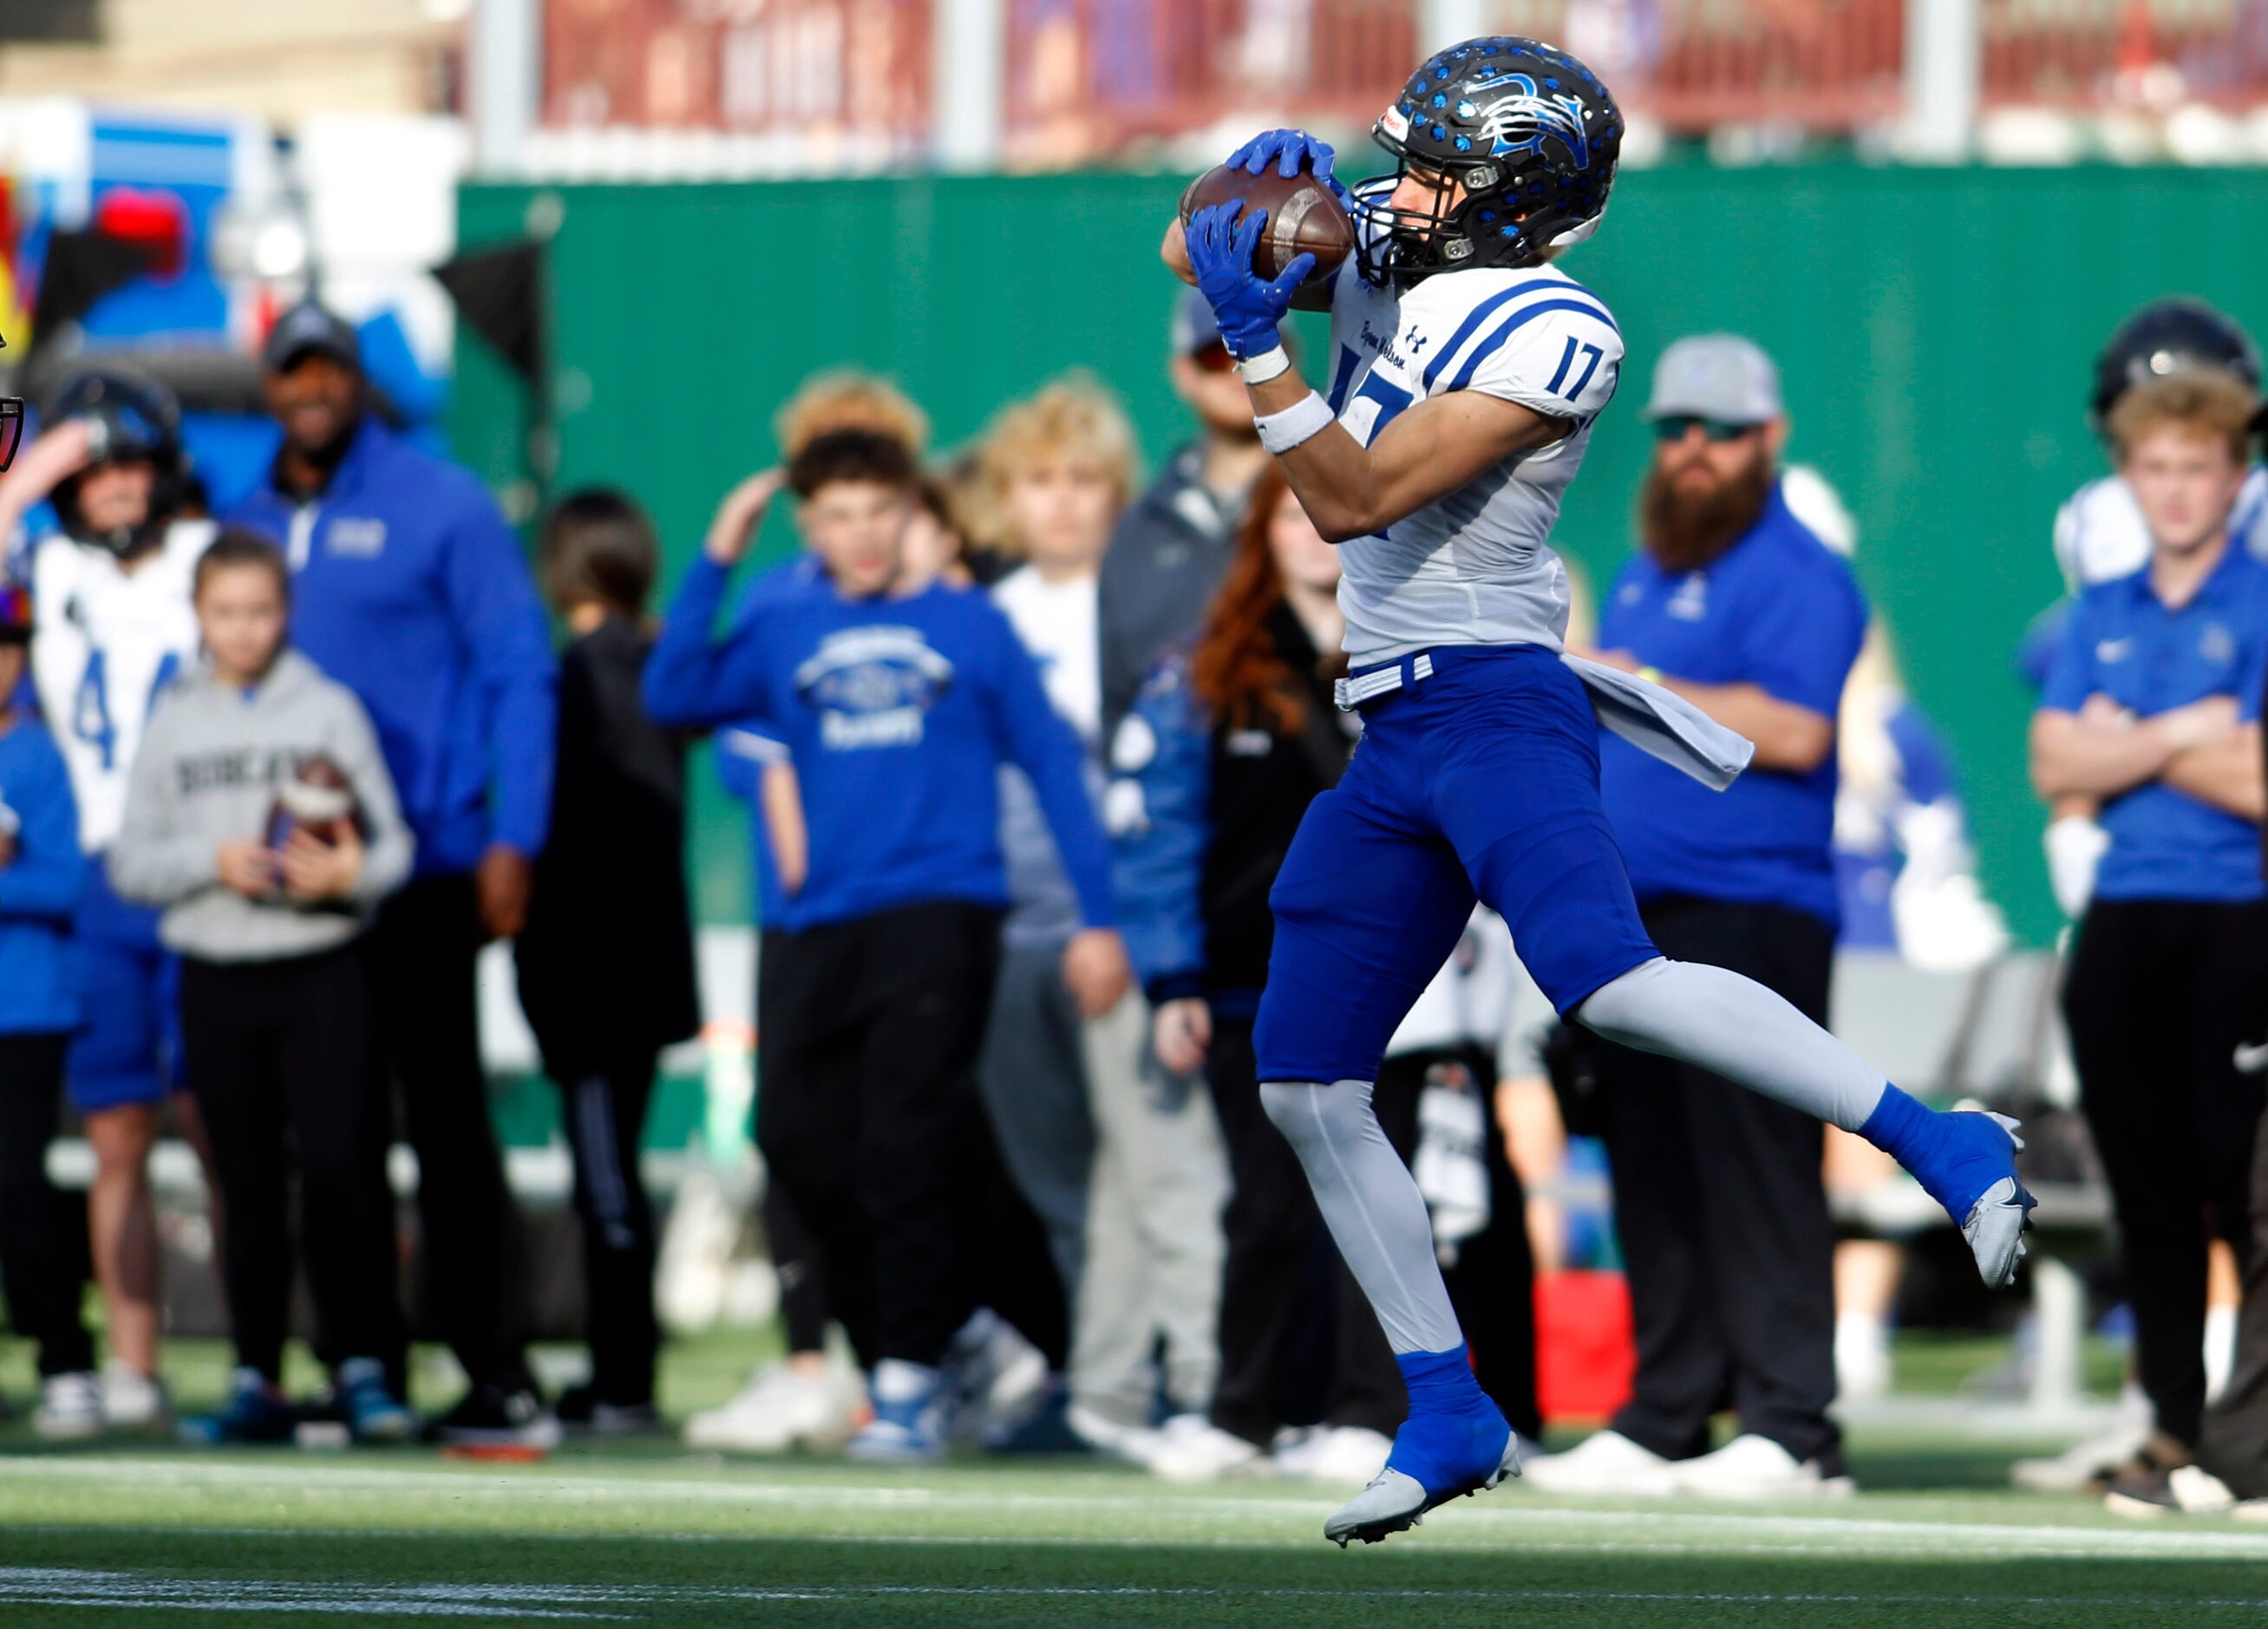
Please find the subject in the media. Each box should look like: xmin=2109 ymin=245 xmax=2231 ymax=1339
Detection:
xmin=1652 ymin=415 xmax=1760 ymax=444
xmin=1187 ymin=340 xmax=1237 ymax=375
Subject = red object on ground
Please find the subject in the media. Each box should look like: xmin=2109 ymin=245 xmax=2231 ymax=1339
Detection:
xmin=441 ymin=1443 xmax=550 ymax=1464
xmin=1534 ymin=1269 xmax=1637 ymax=1426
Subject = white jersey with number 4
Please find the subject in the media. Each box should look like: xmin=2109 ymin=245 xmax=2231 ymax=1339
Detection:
xmin=29 ymin=519 xmax=214 ymax=853
xmin=1325 ymin=185 xmax=1624 ymax=664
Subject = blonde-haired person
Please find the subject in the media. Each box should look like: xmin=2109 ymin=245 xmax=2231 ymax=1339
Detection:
xmin=773 ymin=371 xmax=931 ymax=463
xmin=973 ymin=374 xmax=1228 ymax=1455
xmin=2030 ymin=368 xmax=2268 ymax=1508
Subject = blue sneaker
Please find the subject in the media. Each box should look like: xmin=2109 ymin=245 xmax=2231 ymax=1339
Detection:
xmin=1323 ymin=1350 xmax=1520 ymax=1547
xmin=180 ymin=1367 xmax=299 ymax=1445
xmin=335 ymin=1358 xmax=415 ymax=1443
xmin=846 ymin=1361 xmax=944 ymax=1463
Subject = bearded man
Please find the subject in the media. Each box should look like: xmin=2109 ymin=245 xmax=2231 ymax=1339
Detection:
xmin=1529 ymin=334 xmax=1870 ymax=1500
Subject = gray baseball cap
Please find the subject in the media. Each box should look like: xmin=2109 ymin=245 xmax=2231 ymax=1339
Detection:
xmin=263 ymin=300 xmax=361 ymax=374
xmin=1644 ymin=334 xmax=1782 ymax=424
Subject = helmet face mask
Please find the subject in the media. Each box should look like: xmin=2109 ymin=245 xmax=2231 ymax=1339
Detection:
xmin=1354 ymin=36 xmax=1622 ymax=287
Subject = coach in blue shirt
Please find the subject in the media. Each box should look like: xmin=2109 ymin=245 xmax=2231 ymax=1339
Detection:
xmin=2031 ymin=368 xmax=2268 ymax=1485
xmin=1535 ymin=337 xmax=1866 ymax=1501
xmin=230 ymin=303 xmax=558 ymax=1443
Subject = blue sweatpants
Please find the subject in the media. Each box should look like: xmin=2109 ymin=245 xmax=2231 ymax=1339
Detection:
xmin=1253 ymin=644 xmax=1658 ymax=1088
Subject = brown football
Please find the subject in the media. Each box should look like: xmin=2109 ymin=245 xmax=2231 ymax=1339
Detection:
xmin=1179 ymin=163 xmax=1354 ymax=287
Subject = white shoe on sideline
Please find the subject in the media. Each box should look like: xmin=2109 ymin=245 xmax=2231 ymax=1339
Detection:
xmin=683 ymin=1361 xmax=862 ymax=1453
xmin=1066 ymin=1402 xmax=1165 ymax=1465
xmin=98 ymin=1359 xmax=169 ymax=1431
xmin=1672 ymin=1434 xmax=1855 ymax=1501
xmin=34 ymin=1371 xmax=103 ymax=1440
xmin=1523 ymin=1429 xmax=1680 ymax=1497
xmin=2010 ymin=1419 xmax=2151 ymax=1494
xmin=1300 ymin=1426 xmax=1395 ymax=1486
xmin=1150 ymin=1420 xmax=1270 ymax=1483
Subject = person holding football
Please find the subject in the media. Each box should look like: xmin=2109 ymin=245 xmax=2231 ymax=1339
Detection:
xmin=110 ymin=532 xmax=414 ymax=1443
xmin=1164 ymin=34 xmax=2030 ymax=1544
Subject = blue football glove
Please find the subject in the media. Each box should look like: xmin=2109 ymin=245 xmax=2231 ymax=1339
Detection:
xmin=1226 ymin=128 xmax=1350 ymax=203
xmin=1184 ymin=201 xmax=1314 ymax=362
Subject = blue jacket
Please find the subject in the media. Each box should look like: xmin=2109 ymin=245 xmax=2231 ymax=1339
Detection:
xmin=712 ymin=557 xmax=828 ymax=932
xmin=0 ymin=713 xmax=82 ymax=1034
xmin=646 ymin=555 xmax=1114 ymax=932
xmin=229 ymin=420 xmax=557 ymax=874
xmin=1112 ymin=652 xmax=1212 ymax=999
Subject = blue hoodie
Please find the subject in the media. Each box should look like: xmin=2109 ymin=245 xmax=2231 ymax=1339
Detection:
xmin=646 ymin=555 xmax=1114 ymax=932
xmin=229 ymin=419 xmax=557 ymax=874
xmin=0 ymin=711 xmax=83 ymax=1034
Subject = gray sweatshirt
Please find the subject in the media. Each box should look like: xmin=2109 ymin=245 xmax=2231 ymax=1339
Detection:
xmin=109 ymin=649 xmax=414 ymax=962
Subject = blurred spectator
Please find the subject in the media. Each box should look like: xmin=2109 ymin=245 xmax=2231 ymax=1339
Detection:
xmin=230 ymin=301 xmax=559 ymax=1446
xmin=775 ymin=371 xmax=932 ymax=463
xmin=1540 ymin=336 xmax=1866 ymax=1500
xmin=644 ymin=431 xmax=1129 ymax=1461
xmin=1097 ymin=291 xmax=1277 ymax=746
xmin=1114 ymin=470 xmax=1536 ymax=1483
xmin=9 ymin=370 xmax=216 ymax=1435
xmin=0 ymin=580 xmax=101 ymax=1436
xmin=970 ymin=375 xmax=1225 ymax=1455
xmin=111 ymin=533 xmax=413 ymax=1445
xmin=2031 ymin=370 xmax=2268 ymax=1497
xmin=515 ymin=491 xmax=701 ymax=1435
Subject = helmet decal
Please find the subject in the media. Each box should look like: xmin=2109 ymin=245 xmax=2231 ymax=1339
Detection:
xmin=1461 ymin=72 xmax=1593 ymax=169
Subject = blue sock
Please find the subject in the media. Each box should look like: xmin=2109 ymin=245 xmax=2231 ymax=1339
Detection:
xmin=1386 ymin=1348 xmax=1506 ymax=1494
xmin=1859 ymin=1084 xmax=2010 ymax=1221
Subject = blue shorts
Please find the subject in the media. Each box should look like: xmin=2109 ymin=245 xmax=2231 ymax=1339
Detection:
xmin=67 ymin=860 xmax=180 ymax=1114
xmin=1252 ymin=644 xmax=1658 ymax=1086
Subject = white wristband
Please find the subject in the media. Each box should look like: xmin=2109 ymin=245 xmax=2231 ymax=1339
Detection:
xmin=1256 ymin=391 xmax=1335 ymax=455
xmin=1236 ymin=344 xmax=1291 ymax=385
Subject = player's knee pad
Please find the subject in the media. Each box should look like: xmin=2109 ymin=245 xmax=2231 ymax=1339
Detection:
xmin=1259 ymin=1078 xmax=1376 ymax=1158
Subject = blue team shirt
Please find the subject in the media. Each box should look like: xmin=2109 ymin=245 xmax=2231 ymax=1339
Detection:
xmin=230 ymin=419 xmax=558 ymax=874
xmin=645 ymin=556 xmax=1114 ymax=932
xmin=1598 ymin=480 xmax=1869 ymax=926
xmin=2038 ymin=543 xmax=2268 ymax=904
xmin=0 ymin=714 xmax=83 ymax=1034
xmin=713 ymin=556 xmax=828 ymax=932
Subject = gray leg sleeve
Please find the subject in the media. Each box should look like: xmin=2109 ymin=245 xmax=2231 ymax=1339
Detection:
xmin=1574 ymin=957 xmax=1889 ymax=1134
xmin=1259 ymin=1079 xmax=1464 ymax=1357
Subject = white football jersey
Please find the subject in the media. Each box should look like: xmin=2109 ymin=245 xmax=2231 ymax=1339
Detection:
xmin=29 ymin=519 xmax=215 ymax=852
xmin=2052 ymin=464 xmax=2268 ymax=590
xmin=1325 ymin=186 xmax=1624 ymax=663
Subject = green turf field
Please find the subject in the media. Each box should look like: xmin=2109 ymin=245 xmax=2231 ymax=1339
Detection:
xmin=0 ymin=1334 xmax=2255 ymax=1626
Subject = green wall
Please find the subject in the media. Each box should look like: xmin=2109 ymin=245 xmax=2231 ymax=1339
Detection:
xmin=453 ymin=165 xmax=2268 ymax=946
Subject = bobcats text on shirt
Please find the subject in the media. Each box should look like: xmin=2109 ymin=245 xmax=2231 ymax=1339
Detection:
xmin=1323 ymin=179 xmax=1624 ymax=664
xmin=28 ymin=519 xmax=214 ymax=853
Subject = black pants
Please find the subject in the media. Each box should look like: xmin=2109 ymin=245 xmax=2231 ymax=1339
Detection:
xmin=1597 ymin=895 xmax=1840 ymax=1467
xmin=180 ymin=947 xmax=404 ymax=1384
xmin=550 ymin=1053 xmax=659 ymax=1405
xmin=0 ymin=1031 xmax=94 ymax=1377
xmin=756 ymin=900 xmax=1003 ymax=1370
xmin=2200 ymin=1090 xmax=2268 ymax=1498
xmin=369 ymin=874 xmax=528 ymax=1390
xmin=1207 ymin=1018 xmax=1539 ymax=1446
xmin=2065 ymin=897 xmax=2268 ymax=1449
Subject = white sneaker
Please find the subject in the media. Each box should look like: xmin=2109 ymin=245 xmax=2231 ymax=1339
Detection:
xmin=98 ymin=1359 xmax=169 ymax=1431
xmin=1301 ymin=1425 xmax=1395 ymax=1486
xmin=1149 ymin=1420 xmax=1271 ymax=1483
xmin=1066 ymin=1402 xmax=1162 ymax=1465
xmin=2010 ymin=1420 xmax=2151 ymax=1494
xmin=1523 ymin=1429 xmax=1680 ymax=1496
xmin=34 ymin=1371 xmax=103 ymax=1440
xmin=1672 ymin=1434 xmax=1855 ymax=1501
xmin=683 ymin=1361 xmax=862 ymax=1453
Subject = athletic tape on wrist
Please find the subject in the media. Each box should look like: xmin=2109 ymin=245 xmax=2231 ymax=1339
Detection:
xmin=1236 ymin=345 xmax=1291 ymax=386
xmin=1256 ymin=391 xmax=1335 ymax=455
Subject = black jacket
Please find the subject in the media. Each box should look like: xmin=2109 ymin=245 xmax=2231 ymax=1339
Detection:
xmin=516 ymin=617 xmax=700 ymax=1070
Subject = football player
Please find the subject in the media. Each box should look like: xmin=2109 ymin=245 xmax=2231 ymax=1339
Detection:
xmin=1167 ymin=36 xmax=2032 ymax=1544
xmin=3 ymin=370 xmax=212 ymax=1430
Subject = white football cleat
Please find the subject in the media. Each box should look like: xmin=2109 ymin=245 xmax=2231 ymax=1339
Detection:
xmin=1321 ymin=1429 xmax=1521 ymax=1547
xmin=1523 ymin=1429 xmax=1679 ymax=1497
xmin=34 ymin=1371 xmax=103 ymax=1440
xmin=1670 ymin=1434 xmax=1855 ymax=1501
